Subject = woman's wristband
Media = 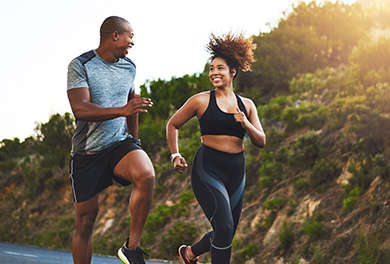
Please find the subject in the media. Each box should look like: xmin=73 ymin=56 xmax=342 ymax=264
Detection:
xmin=170 ymin=153 xmax=182 ymax=162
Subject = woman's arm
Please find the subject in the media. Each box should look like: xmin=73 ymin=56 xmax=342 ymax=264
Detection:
xmin=234 ymin=98 xmax=266 ymax=148
xmin=166 ymin=94 xmax=204 ymax=173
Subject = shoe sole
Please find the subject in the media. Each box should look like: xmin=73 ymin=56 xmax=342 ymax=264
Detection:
xmin=178 ymin=245 xmax=188 ymax=264
xmin=118 ymin=247 xmax=130 ymax=264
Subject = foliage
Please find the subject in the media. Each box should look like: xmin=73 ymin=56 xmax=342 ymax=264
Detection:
xmin=261 ymin=96 xmax=290 ymax=122
xmin=258 ymin=161 xmax=285 ymax=188
xmin=303 ymin=220 xmax=324 ymax=241
xmin=311 ymin=246 xmax=325 ymax=264
xmin=159 ymin=220 xmax=198 ymax=259
xmin=289 ymin=131 xmax=323 ymax=168
xmin=140 ymin=72 xmax=212 ymax=121
xmin=264 ymin=215 xmax=275 ymax=229
xmin=346 ymin=154 xmax=387 ymax=190
xmin=350 ymin=37 xmax=390 ymax=85
xmin=294 ymin=178 xmax=309 ymax=190
xmin=142 ymin=190 xmax=195 ymax=244
xmin=280 ymin=102 xmax=328 ymax=131
xmin=0 ymin=138 xmax=21 ymax=161
xmin=307 ymin=159 xmax=337 ymax=188
xmin=343 ymin=185 xmax=362 ymax=212
xmin=239 ymin=0 xmax=370 ymax=98
xmin=279 ymin=222 xmax=294 ymax=250
xmin=356 ymin=232 xmax=382 ymax=264
xmin=235 ymin=244 xmax=258 ymax=263
xmin=264 ymin=197 xmax=286 ymax=211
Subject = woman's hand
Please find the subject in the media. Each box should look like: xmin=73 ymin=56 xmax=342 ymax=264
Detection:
xmin=234 ymin=106 xmax=249 ymax=129
xmin=173 ymin=156 xmax=188 ymax=174
xmin=234 ymin=104 xmax=266 ymax=148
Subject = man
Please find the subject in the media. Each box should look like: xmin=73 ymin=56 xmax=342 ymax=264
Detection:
xmin=67 ymin=16 xmax=155 ymax=264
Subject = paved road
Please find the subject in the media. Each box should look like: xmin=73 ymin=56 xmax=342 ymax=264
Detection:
xmin=0 ymin=242 xmax=177 ymax=264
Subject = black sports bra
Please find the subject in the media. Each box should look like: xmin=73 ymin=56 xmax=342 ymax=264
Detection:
xmin=199 ymin=90 xmax=248 ymax=139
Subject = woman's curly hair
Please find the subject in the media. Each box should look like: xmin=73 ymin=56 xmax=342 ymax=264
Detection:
xmin=206 ymin=31 xmax=256 ymax=72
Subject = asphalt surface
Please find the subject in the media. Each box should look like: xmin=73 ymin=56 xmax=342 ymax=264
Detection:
xmin=0 ymin=242 xmax=177 ymax=264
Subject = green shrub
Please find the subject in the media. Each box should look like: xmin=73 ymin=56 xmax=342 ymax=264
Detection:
xmin=279 ymin=222 xmax=294 ymax=250
xmin=343 ymin=186 xmax=362 ymax=212
xmin=289 ymin=72 xmax=317 ymax=94
xmin=294 ymin=178 xmax=309 ymax=190
xmin=258 ymin=161 xmax=285 ymax=188
xmin=303 ymin=220 xmax=324 ymax=240
xmin=356 ymin=233 xmax=381 ymax=264
xmin=280 ymin=103 xmax=328 ymax=131
xmin=347 ymin=158 xmax=374 ymax=190
xmin=143 ymin=191 xmax=194 ymax=243
xmin=372 ymin=154 xmax=388 ymax=179
xmin=311 ymin=246 xmax=325 ymax=264
xmin=177 ymin=190 xmax=195 ymax=216
xmin=259 ymin=175 xmax=272 ymax=189
xmin=307 ymin=159 xmax=337 ymax=188
xmin=262 ymin=96 xmax=290 ymax=122
xmin=143 ymin=204 xmax=174 ymax=243
xmin=237 ymin=244 xmax=258 ymax=262
xmin=264 ymin=197 xmax=286 ymax=211
xmin=159 ymin=221 xmax=198 ymax=259
xmin=290 ymin=131 xmax=323 ymax=168
xmin=264 ymin=215 xmax=275 ymax=229
xmin=0 ymin=160 xmax=16 ymax=172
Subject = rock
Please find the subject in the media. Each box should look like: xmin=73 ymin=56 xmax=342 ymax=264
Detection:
xmin=263 ymin=213 xmax=287 ymax=246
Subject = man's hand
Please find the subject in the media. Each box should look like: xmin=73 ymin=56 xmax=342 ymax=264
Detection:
xmin=122 ymin=94 xmax=153 ymax=116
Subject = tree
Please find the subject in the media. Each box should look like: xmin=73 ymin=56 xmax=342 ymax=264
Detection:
xmin=349 ymin=37 xmax=390 ymax=85
xmin=0 ymin=138 xmax=21 ymax=161
xmin=34 ymin=113 xmax=74 ymax=167
xmin=239 ymin=1 xmax=370 ymax=99
xmin=140 ymin=72 xmax=212 ymax=120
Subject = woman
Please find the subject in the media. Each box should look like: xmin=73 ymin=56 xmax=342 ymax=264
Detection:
xmin=166 ymin=32 xmax=266 ymax=264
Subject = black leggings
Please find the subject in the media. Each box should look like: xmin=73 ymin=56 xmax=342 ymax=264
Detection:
xmin=190 ymin=145 xmax=245 ymax=264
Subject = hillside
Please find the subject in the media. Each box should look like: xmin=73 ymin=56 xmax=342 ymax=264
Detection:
xmin=1 ymin=1 xmax=390 ymax=263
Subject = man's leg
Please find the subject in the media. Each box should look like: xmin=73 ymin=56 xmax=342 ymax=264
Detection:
xmin=113 ymin=149 xmax=155 ymax=249
xmin=72 ymin=194 xmax=99 ymax=264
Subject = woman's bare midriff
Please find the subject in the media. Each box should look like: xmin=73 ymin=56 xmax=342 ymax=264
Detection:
xmin=201 ymin=135 xmax=244 ymax=154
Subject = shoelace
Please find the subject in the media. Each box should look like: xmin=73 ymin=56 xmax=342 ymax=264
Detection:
xmin=135 ymin=247 xmax=149 ymax=261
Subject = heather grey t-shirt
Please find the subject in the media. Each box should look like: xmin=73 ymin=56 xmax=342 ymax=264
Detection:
xmin=67 ymin=50 xmax=136 ymax=155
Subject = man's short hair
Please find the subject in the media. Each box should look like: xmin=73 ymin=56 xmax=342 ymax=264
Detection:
xmin=100 ymin=16 xmax=129 ymax=38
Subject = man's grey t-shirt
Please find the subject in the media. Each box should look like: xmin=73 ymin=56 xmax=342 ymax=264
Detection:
xmin=67 ymin=50 xmax=136 ymax=155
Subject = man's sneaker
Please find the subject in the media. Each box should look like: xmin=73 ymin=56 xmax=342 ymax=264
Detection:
xmin=118 ymin=239 xmax=149 ymax=264
xmin=178 ymin=245 xmax=198 ymax=264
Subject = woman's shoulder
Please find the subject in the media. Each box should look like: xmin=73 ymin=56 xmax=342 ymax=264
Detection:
xmin=187 ymin=91 xmax=211 ymax=104
xmin=236 ymin=94 xmax=255 ymax=106
xmin=236 ymin=94 xmax=257 ymax=115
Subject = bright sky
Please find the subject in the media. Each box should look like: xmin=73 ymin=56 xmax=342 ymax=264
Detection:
xmin=0 ymin=0 xmax=356 ymax=141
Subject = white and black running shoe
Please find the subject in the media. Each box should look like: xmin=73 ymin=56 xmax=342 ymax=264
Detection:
xmin=118 ymin=239 xmax=148 ymax=264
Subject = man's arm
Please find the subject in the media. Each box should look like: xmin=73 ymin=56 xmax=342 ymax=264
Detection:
xmin=126 ymin=90 xmax=138 ymax=139
xmin=67 ymin=87 xmax=152 ymax=122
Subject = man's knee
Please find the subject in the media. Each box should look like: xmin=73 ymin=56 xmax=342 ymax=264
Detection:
xmin=76 ymin=210 xmax=98 ymax=238
xmin=76 ymin=216 xmax=95 ymax=238
xmin=133 ymin=170 xmax=155 ymax=189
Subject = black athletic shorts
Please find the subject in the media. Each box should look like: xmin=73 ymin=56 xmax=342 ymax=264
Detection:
xmin=69 ymin=137 xmax=142 ymax=203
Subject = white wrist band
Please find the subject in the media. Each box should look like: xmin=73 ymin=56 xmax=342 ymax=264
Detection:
xmin=170 ymin=153 xmax=182 ymax=162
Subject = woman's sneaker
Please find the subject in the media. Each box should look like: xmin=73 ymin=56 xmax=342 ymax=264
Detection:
xmin=118 ymin=238 xmax=149 ymax=264
xmin=178 ymin=245 xmax=198 ymax=264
